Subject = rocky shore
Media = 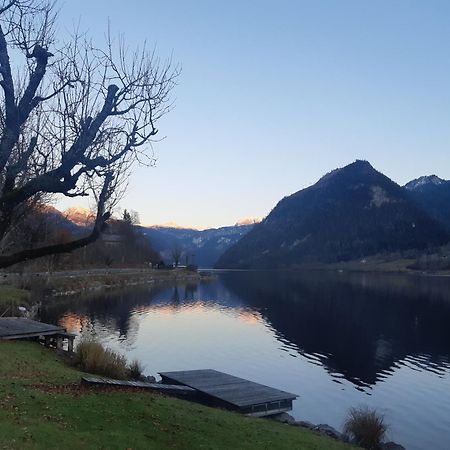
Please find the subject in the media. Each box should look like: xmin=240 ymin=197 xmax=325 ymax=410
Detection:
xmin=271 ymin=413 xmax=406 ymax=449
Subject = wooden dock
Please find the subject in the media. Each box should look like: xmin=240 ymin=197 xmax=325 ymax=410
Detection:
xmin=82 ymin=376 xmax=196 ymax=397
xmin=159 ymin=369 xmax=298 ymax=417
xmin=0 ymin=317 xmax=63 ymax=339
xmin=0 ymin=317 xmax=75 ymax=351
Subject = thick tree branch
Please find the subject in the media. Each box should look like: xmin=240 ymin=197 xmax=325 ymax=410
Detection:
xmin=0 ymin=24 xmax=18 ymax=173
xmin=0 ymin=84 xmax=119 ymax=207
xmin=0 ymin=214 xmax=108 ymax=268
xmin=18 ymin=44 xmax=53 ymax=120
xmin=0 ymin=172 xmax=112 ymax=268
xmin=0 ymin=1 xmax=16 ymax=15
xmin=2 ymin=135 xmax=37 ymax=197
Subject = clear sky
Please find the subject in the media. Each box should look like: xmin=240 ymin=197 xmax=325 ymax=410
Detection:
xmin=57 ymin=0 xmax=450 ymax=229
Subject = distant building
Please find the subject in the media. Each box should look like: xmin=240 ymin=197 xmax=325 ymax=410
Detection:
xmin=100 ymin=233 xmax=124 ymax=246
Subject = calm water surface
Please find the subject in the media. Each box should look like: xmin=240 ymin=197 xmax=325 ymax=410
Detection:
xmin=40 ymin=271 xmax=450 ymax=450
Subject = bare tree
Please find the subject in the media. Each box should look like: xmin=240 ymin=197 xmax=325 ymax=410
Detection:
xmin=122 ymin=208 xmax=139 ymax=226
xmin=0 ymin=0 xmax=178 ymax=268
xmin=171 ymin=244 xmax=183 ymax=268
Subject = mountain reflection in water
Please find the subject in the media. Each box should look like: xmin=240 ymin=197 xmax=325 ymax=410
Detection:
xmin=221 ymin=271 xmax=450 ymax=387
xmin=40 ymin=271 xmax=450 ymax=450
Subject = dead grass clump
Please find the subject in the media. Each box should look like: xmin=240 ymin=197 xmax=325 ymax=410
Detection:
xmin=343 ymin=406 xmax=387 ymax=450
xmin=76 ymin=340 xmax=128 ymax=380
xmin=128 ymin=358 xmax=145 ymax=380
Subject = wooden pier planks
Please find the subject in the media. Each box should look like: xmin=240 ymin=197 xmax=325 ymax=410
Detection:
xmin=81 ymin=376 xmax=196 ymax=396
xmin=159 ymin=369 xmax=297 ymax=415
xmin=0 ymin=317 xmax=65 ymax=339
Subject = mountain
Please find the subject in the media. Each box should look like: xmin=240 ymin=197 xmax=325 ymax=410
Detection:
xmin=405 ymin=175 xmax=450 ymax=231
xmin=235 ymin=217 xmax=261 ymax=226
xmin=37 ymin=205 xmax=254 ymax=268
xmin=404 ymin=175 xmax=445 ymax=191
xmin=37 ymin=205 xmax=84 ymax=234
xmin=216 ymin=160 xmax=450 ymax=269
xmin=64 ymin=207 xmax=95 ymax=227
xmin=140 ymin=223 xmax=255 ymax=268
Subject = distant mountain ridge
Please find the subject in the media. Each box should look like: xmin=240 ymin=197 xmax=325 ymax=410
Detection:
xmin=40 ymin=163 xmax=450 ymax=269
xmin=146 ymin=216 xmax=260 ymax=231
xmin=140 ymin=223 xmax=255 ymax=268
xmin=38 ymin=205 xmax=86 ymax=234
xmin=405 ymin=175 xmax=446 ymax=191
xmin=63 ymin=207 xmax=95 ymax=227
xmin=41 ymin=206 xmax=255 ymax=268
xmin=405 ymin=175 xmax=450 ymax=231
xmin=216 ymin=161 xmax=450 ymax=269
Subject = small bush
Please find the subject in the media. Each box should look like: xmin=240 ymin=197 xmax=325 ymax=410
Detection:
xmin=343 ymin=406 xmax=387 ymax=450
xmin=76 ymin=340 xmax=128 ymax=379
xmin=128 ymin=359 xmax=145 ymax=380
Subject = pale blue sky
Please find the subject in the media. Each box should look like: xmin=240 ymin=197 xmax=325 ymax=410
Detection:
xmin=58 ymin=1 xmax=450 ymax=228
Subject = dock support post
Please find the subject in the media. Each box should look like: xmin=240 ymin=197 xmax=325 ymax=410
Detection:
xmin=67 ymin=336 xmax=74 ymax=353
xmin=56 ymin=335 xmax=63 ymax=351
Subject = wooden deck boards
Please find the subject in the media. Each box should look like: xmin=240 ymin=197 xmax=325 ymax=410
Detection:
xmin=82 ymin=376 xmax=196 ymax=396
xmin=159 ymin=369 xmax=297 ymax=411
xmin=0 ymin=318 xmax=65 ymax=339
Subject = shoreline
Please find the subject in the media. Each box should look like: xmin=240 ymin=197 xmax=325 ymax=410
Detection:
xmin=0 ymin=340 xmax=355 ymax=450
xmin=0 ymin=267 xmax=205 ymax=298
xmin=213 ymin=262 xmax=450 ymax=277
xmin=2 ymin=262 xmax=448 ymax=310
xmin=3 ymin=261 xmax=449 ymax=315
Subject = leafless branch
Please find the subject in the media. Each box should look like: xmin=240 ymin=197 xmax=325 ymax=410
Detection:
xmin=0 ymin=0 xmax=178 ymax=267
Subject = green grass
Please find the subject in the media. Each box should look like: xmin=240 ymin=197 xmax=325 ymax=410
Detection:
xmin=0 ymin=285 xmax=31 ymax=315
xmin=0 ymin=341 xmax=355 ymax=450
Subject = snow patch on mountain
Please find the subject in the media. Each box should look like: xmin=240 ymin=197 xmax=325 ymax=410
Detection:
xmin=405 ymin=175 xmax=445 ymax=191
xmin=370 ymin=186 xmax=394 ymax=207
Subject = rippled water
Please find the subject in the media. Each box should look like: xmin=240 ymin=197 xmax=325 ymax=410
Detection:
xmin=40 ymin=271 xmax=450 ymax=450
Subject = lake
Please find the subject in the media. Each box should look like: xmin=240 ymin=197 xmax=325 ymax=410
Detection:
xmin=39 ymin=270 xmax=450 ymax=450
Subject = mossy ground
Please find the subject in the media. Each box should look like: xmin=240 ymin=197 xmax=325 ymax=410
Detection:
xmin=0 ymin=341 xmax=355 ymax=450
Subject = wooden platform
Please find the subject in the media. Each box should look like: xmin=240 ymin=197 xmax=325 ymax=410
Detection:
xmin=159 ymin=369 xmax=298 ymax=417
xmin=82 ymin=376 xmax=196 ymax=397
xmin=0 ymin=317 xmax=75 ymax=352
xmin=0 ymin=317 xmax=64 ymax=339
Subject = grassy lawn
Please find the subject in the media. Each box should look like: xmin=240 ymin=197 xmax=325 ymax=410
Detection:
xmin=0 ymin=341 xmax=355 ymax=450
xmin=0 ymin=285 xmax=31 ymax=315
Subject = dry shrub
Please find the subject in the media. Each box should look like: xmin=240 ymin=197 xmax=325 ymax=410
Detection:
xmin=128 ymin=358 xmax=145 ymax=380
xmin=343 ymin=406 xmax=387 ymax=450
xmin=76 ymin=340 xmax=128 ymax=380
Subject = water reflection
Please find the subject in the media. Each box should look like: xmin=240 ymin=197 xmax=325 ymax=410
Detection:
xmin=38 ymin=270 xmax=450 ymax=450
xmin=220 ymin=271 xmax=450 ymax=387
xmin=40 ymin=271 xmax=450 ymax=388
